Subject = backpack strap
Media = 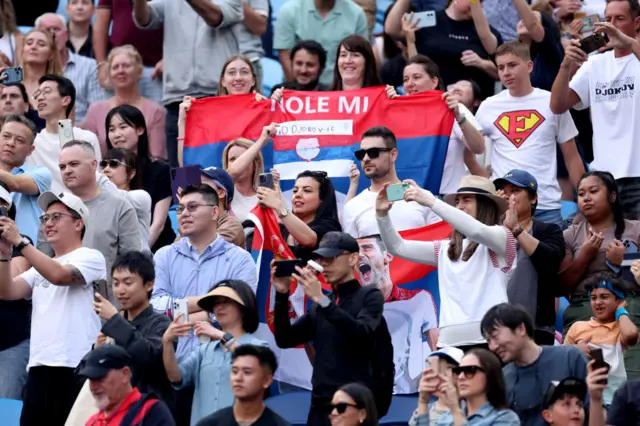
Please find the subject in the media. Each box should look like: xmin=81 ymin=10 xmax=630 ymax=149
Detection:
xmin=120 ymin=393 xmax=159 ymax=426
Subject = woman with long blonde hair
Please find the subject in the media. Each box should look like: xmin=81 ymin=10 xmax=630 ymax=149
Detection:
xmin=20 ymin=28 xmax=63 ymax=109
xmin=0 ymin=0 xmax=23 ymax=65
xmin=80 ymin=44 xmax=166 ymax=159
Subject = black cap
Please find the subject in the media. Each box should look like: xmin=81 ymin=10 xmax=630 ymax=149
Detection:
xmin=543 ymin=377 xmax=587 ymax=409
xmin=312 ymin=231 xmax=360 ymax=258
xmin=76 ymin=345 xmax=132 ymax=380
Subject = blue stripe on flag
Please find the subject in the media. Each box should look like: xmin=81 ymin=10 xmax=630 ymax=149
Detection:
xmin=274 ymin=145 xmax=354 ymax=164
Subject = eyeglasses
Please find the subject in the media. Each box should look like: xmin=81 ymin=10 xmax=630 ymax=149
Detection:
xmin=176 ymin=203 xmax=216 ymax=215
xmin=32 ymin=87 xmax=56 ymax=100
xmin=330 ymin=402 xmax=359 ymax=414
xmin=452 ymin=365 xmax=485 ymax=379
xmin=354 ymin=147 xmax=392 ymax=161
xmin=39 ymin=212 xmax=79 ymax=225
xmin=100 ymin=159 xmax=131 ymax=170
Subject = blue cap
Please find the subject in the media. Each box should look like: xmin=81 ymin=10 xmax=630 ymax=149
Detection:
xmin=493 ymin=169 xmax=538 ymax=193
xmin=201 ymin=167 xmax=235 ymax=203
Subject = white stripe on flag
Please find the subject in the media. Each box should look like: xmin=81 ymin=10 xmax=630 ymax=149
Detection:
xmin=275 ymin=120 xmax=353 ymax=137
xmin=274 ymin=159 xmax=353 ymax=180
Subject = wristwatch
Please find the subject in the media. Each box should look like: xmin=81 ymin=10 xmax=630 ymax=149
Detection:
xmin=15 ymin=237 xmax=31 ymax=254
xmin=278 ymin=207 xmax=290 ymax=218
xmin=512 ymin=226 xmax=525 ymax=239
xmin=221 ymin=332 xmax=235 ymax=348
xmin=318 ymin=295 xmax=331 ymax=308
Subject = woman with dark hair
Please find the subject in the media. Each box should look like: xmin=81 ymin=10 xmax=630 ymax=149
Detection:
xmin=162 ymin=279 xmax=267 ymax=425
xmin=329 ymin=383 xmax=379 ymax=426
xmin=376 ymin=175 xmax=515 ymax=351
xmin=331 ymin=35 xmax=382 ymax=91
xmin=105 ymin=104 xmax=175 ymax=251
xmin=256 ymin=169 xmax=342 ymax=261
xmin=560 ymin=171 xmax=640 ymax=340
xmin=101 ymin=148 xmax=152 ymax=250
xmin=411 ymin=348 xmax=519 ymax=425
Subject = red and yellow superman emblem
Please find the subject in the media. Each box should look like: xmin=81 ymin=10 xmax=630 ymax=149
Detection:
xmin=493 ymin=110 xmax=545 ymax=148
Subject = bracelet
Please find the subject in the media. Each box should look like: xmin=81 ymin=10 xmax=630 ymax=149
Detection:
xmin=616 ymin=307 xmax=630 ymax=321
xmin=470 ymin=0 xmax=480 ymax=4
xmin=512 ymin=226 xmax=524 ymax=239
xmin=456 ymin=115 xmax=467 ymax=125
xmin=176 ymin=137 xmax=185 ymax=141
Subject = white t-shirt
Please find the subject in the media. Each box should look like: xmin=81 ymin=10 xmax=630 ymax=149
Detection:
xmin=231 ymin=191 xmax=259 ymax=223
xmin=20 ymin=247 xmax=107 ymax=369
xmin=476 ymin=88 xmax=578 ymax=210
xmin=27 ymin=127 xmax=102 ymax=194
xmin=342 ymin=188 xmax=441 ymax=238
xmin=440 ymin=104 xmax=483 ymax=195
xmin=570 ymin=50 xmax=640 ymax=180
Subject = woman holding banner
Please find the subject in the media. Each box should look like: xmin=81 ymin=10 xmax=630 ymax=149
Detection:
xmin=375 ymin=175 xmax=515 ymax=352
xmin=331 ymin=35 xmax=381 ymax=91
xmin=257 ymin=170 xmax=342 ymax=261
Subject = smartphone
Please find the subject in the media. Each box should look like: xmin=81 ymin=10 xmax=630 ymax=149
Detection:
xmin=0 ymin=206 xmax=7 ymax=217
xmin=58 ymin=119 xmax=74 ymax=148
xmin=407 ymin=11 xmax=437 ymax=29
xmin=172 ymin=299 xmax=189 ymax=324
xmin=259 ymin=173 xmax=274 ymax=190
xmin=274 ymin=259 xmax=305 ymax=277
xmin=580 ymin=32 xmax=609 ymax=54
xmin=580 ymin=14 xmax=599 ymax=34
xmin=170 ymin=165 xmax=202 ymax=204
xmin=1 ymin=66 xmax=23 ymax=84
xmin=590 ymin=348 xmax=609 ymax=384
xmin=386 ymin=183 xmax=410 ymax=202
xmin=92 ymin=279 xmax=108 ymax=302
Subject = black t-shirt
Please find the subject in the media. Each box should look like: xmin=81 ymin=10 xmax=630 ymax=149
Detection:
xmin=0 ymin=235 xmax=32 ymax=351
xmin=380 ymin=55 xmax=407 ymax=88
xmin=142 ymin=160 xmax=176 ymax=252
xmin=529 ymin=12 xmax=564 ymax=91
xmin=607 ymin=380 xmax=640 ymax=425
xmin=196 ymin=406 xmax=291 ymax=426
xmin=416 ymin=10 xmax=503 ymax=99
xmin=283 ymin=216 xmax=342 ymax=262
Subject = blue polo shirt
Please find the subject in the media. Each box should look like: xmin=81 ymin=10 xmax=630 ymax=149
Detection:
xmin=11 ymin=164 xmax=52 ymax=243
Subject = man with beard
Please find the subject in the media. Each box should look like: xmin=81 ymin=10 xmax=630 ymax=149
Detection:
xmin=357 ymin=234 xmax=439 ymax=394
xmin=342 ymin=126 xmax=441 ymax=238
xmin=272 ymin=40 xmax=328 ymax=92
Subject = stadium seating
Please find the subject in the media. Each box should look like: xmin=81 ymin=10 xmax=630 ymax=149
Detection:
xmin=261 ymin=57 xmax=284 ymax=96
xmin=379 ymin=394 xmax=419 ymax=425
xmin=0 ymin=399 xmax=22 ymax=426
xmin=264 ymin=391 xmax=311 ymax=426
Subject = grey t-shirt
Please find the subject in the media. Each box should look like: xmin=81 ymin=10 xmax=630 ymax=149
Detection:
xmin=231 ymin=0 xmax=269 ymax=61
xmin=503 ymin=346 xmax=589 ymax=426
xmin=83 ymin=190 xmax=142 ymax=296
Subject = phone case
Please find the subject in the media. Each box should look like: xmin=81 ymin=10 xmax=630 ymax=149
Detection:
xmin=259 ymin=173 xmax=274 ymax=189
xmin=386 ymin=183 xmax=409 ymax=202
xmin=274 ymin=259 xmax=304 ymax=277
xmin=170 ymin=165 xmax=202 ymax=204
xmin=172 ymin=299 xmax=189 ymax=323
xmin=410 ymin=11 xmax=436 ymax=28
xmin=58 ymin=120 xmax=74 ymax=147
xmin=2 ymin=67 xmax=23 ymax=84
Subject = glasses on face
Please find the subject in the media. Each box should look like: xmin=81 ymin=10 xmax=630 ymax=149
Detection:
xmin=32 ymin=87 xmax=56 ymax=100
xmin=176 ymin=203 xmax=216 ymax=215
xmin=39 ymin=212 xmax=79 ymax=225
xmin=100 ymin=159 xmax=130 ymax=170
xmin=452 ymin=365 xmax=485 ymax=379
xmin=354 ymin=147 xmax=392 ymax=161
xmin=331 ymin=402 xmax=359 ymax=415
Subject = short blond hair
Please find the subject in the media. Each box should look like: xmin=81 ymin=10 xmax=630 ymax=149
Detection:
xmin=495 ymin=41 xmax=532 ymax=62
xmin=107 ymin=45 xmax=143 ymax=75
xmin=222 ymin=138 xmax=264 ymax=190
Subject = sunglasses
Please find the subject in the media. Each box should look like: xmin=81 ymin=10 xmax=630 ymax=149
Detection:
xmin=331 ymin=402 xmax=359 ymax=414
xmin=354 ymin=147 xmax=392 ymax=161
xmin=452 ymin=365 xmax=485 ymax=379
xmin=100 ymin=159 xmax=131 ymax=170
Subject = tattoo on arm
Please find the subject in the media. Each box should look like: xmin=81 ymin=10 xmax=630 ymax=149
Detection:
xmin=67 ymin=266 xmax=86 ymax=284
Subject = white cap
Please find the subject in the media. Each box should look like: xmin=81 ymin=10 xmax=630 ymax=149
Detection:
xmin=37 ymin=191 xmax=89 ymax=227
xmin=428 ymin=347 xmax=464 ymax=366
xmin=0 ymin=185 xmax=12 ymax=208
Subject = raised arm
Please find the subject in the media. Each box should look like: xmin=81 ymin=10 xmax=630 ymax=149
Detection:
xmin=550 ymin=39 xmax=586 ymax=114
xmin=226 ymin=124 xmax=274 ymax=180
xmin=385 ymin=0 xmax=411 ymax=38
xmin=132 ymin=0 xmax=164 ymax=29
xmin=470 ymin=0 xmax=498 ymax=54
xmin=511 ymin=0 xmax=545 ymax=42
xmin=185 ymin=0 xmax=242 ymax=28
xmin=0 ymin=235 xmax=31 ymax=300
xmin=242 ymin=1 xmax=268 ymax=36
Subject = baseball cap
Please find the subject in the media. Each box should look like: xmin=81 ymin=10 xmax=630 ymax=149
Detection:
xmin=312 ymin=231 xmax=360 ymax=258
xmin=428 ymin=347 xmax=464 ymax=366
xmin=76 ymin=345 xmax=132 ymax=380
xmin=0 ymin=184 xmax=12 ymax=208
xmin=542 ymin=377 xmax=587 ymax=409
xmin=493 ymin=169 xmax=538 ymax=193
xmin=37 ymin=191 xmax=90 ymax=227
xmin=201 ymin=167 xmax=235 ymax=203
xmin=198 ymin=281 xmax=245 ymax=312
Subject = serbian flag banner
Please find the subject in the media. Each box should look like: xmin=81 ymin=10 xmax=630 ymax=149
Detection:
xmin=184 ymin=87 xmax=454 ymax=202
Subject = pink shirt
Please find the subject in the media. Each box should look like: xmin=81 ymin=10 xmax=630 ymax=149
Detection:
xmin=81 ymin=97 xmax=167 ymax=160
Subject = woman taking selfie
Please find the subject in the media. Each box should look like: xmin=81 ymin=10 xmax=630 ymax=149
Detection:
xmin=20 ymin=28 xmax=63 ymax=109
xmin=376 ymin=175 xmax=515 ymax=350
xmin=100 ymin=148 xmax=152 ymax=250
xmin=257 ymin=169 xmax=341 ymax=261
xmin=329 ymin=383 xmax=379 ymax=426
xmin=410 ymin=349 xmax=519 ymax=425
xmin=331 ymin=35 xmax=382 ymax=91
xmin=81 ymin=45 xmax=166 ymax=159
xmin=105 ymin=104 xmax=175 ymax=251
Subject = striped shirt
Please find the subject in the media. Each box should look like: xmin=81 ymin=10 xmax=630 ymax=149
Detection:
xmin=64 ymin=50 xmax=107 ymax=122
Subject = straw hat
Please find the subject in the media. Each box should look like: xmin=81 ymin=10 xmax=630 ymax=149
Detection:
xmin=443 ymin=175 xmax=509 ymax=214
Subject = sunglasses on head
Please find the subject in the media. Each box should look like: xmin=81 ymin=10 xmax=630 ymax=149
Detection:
xmin=452 ymin=365 xmax=485 ymax=378
xmin=331 ymin=402 xmax=359 ymax=414
xmin=354 ymin=147 xmax=392 ymax=161
xmin=100 ymin=159 xmax=131 ymax=170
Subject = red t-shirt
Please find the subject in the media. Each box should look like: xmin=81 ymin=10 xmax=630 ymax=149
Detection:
xmin=85 ymin=388 xmax=156 ymax=426
xmin=98 ymin=0 xmax=164 ymax=66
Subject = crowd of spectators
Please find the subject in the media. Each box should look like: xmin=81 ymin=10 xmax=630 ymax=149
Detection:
xmin=1 ymin=0 xmax=640 ymax=425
